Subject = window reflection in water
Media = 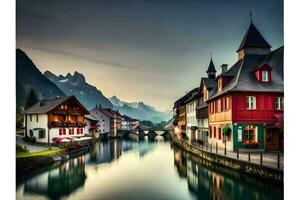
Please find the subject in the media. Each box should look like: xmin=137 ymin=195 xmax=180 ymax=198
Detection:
xmin=23 ymin=155 xmax=86 ymax=200
xmin=172 ymin=145 xmax=283 ymax=200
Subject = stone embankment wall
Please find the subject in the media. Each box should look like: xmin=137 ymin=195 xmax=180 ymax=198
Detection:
xmin=171 ymin=133 xmax=283 ymax=182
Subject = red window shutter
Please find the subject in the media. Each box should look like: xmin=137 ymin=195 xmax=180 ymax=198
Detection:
xmin=59 ymin=129 xmax=62 ymax=135
xmin=63 ymin=128 xmax=66 ymax=135
xmin=81 ymin=128 xmax=83 ymax=134
xmin=76 ymin=128 xmax=79 ymax=135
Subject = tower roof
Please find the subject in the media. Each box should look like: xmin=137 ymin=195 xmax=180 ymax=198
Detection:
xmin=236 ymin=23 xmax=271 ymax=52
xmin=206 ymin=59 xmax=216 ymax=73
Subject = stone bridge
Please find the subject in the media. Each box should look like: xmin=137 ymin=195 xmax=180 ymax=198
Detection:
xmin=118 ymin=129 xmax=171 ymax=141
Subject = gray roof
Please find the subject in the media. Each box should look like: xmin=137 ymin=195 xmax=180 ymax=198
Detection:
xmin=174 ymin=87 xmax=199 ymax=108
xmin=237 ymin=23 xmax=271 ymax=52
xmin=85 ymin=114 xmax=98 ymax=121
xmin=208 ymin=46 xmax=283 ymax=100
xmin=202 ymin=78 xmax=217 ymax=89
xmin=25 ymin=96 xmax=89 ymax=114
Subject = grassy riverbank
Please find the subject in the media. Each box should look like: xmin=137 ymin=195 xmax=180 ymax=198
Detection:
xmin=16 ymin=149 xmax=63 ymax=158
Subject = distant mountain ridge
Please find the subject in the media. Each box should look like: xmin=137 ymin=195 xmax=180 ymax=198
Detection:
xmin=16 ymin=49 xmax=65 ymax=107
xmin=109 ymin=96 xmax=171 ymax=122
xmin=44 ymin=71 xmax=113 ymax=109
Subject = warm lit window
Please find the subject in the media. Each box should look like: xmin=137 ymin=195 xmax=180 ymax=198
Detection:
xmin=243 ymin=125 xmax=258 ymax=143
xmin=275 ymin=97 xmax=284 ymax=110
xmin=217 ymin=100 xmax=221 ymax=112
xmin=226 ymin=97 xmax=230 ymax=110
xmin=262 ymin=71 xmax=269 ymax=82
xmin=246 ymin=96 xmax=256 ymax=109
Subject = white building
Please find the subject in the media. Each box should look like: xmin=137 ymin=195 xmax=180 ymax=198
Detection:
xmin=24 ymin=96 xmax=89 ymax=144
xmin=185 ymin=88 xmax=200 ymax=142
xmin=89 ymin=106 xmax=110 ymax=135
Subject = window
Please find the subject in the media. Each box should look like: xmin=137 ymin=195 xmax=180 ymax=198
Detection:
xmin=36 ymin=114 xmax=38 ymax=122
xmin=226 ymin=97 xmax=230 ymax=110
xmin=59 ymin=129 xmax=62 ymax=135
xmin=63 ymin=128 xmax=66 ymax=135
xmin=38 ymin=130 xmax=46 ymax=138
xmin=218 ymin=127 xmax=222 ymax=140
xmin=262 ymin=71 xmax=269 ymax=82
xmin=246 ymin=96 xmax=256 ymax=109
xmin=275 ymin=97 xmax=284 ymax=110
xmin=213 ymin=127 xmax=216 ymax=138
xmin=217 ymin=100 xmax=221 ymax=112
xmin=30 ymin=114 xmax=32 ymax=122
xmin=69 ymin=128 xmax=74 ymax=135
xmin=243 ymin=125 xmax=257 ymax=142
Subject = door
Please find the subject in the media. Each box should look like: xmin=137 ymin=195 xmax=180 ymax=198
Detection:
xmin=266 ymin=130 xmax=280 ymax=151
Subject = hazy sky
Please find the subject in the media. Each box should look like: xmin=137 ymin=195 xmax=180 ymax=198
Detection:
xmin=16 ymin=0 xmax=283 ymax=111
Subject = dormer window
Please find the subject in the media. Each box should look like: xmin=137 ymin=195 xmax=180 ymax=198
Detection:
xmin=254 ymin=64 xmax=272 ymax=82
xmin=262 ymin=71 xmax=269 ymax=82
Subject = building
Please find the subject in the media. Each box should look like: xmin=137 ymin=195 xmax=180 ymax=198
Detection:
xmin=185 ymin=88 xmax=201 ymax=143
xmin=90 ymin=106 xmax=122 ymax=137
xmin=207 ymin=22 xmax=283 ymax=151
xmin=24 ymin=96 xmax=89 ymax=144
xmin=121 ymin=115 xmax=139 ymax=130
xmin=89 ymin=106 xmax=111 ymax=135
xmin=173 ymin=88 xmax=199 ymax=138
xmin=196 ymin=60 xmax=218 ymax=145
xmin=85 ymin=114 xmax=98 ymax=138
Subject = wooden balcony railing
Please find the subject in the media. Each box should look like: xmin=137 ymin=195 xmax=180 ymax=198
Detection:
xmin=49 ymin=121 xmax=86 ymax=128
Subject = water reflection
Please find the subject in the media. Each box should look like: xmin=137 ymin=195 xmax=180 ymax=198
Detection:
xmin=173 ymin=145 xmax=283 ymax=200
xmin=16 ymin=141 xmax=283 ymax=200
xmin=23 ymin=156 xmax=86 ymax=200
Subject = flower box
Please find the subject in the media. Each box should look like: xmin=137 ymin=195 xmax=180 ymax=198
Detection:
xmin=242 ymin=141 xmax=259 ymax=148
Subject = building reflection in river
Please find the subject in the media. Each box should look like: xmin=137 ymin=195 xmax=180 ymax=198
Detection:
xmin=173 ymin=146 xmax=283 ymax=200
xmin=23 ymin=156 xmax=86 ymax=199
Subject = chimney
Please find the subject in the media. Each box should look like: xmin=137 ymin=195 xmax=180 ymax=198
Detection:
xmin=220 ymin=64 xmax=228 ymax=74
xmin=39 ymin=101 xmax=45 ymax=106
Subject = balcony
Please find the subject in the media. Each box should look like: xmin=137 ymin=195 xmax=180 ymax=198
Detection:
xmin=49 ymin=120 xmax=86 ymax=128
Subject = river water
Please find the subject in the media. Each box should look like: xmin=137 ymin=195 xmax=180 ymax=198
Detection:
xmin=16 ymin=139 xmax=283 ymax=200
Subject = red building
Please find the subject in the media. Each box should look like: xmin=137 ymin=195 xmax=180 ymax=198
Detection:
xmin=207 ymin=22 xmax=283 ymax=151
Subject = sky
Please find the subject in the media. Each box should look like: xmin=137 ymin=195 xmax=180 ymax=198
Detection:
xmin=16 ymin=0 xmax=283 ymax=111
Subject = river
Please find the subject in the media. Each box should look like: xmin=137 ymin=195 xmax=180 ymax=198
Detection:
xmin=16 ymin=139 xmax=283 ymax=200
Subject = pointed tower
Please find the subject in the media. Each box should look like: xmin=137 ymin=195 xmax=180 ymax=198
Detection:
xmin=237 ymin=22 xmax=271 ymax=60
xmin=206 ymin=58 xmax=217 ymax=79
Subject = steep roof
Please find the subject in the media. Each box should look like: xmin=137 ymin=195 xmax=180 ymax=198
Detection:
xmin=201 ymin=78 xmax=217 ymax=89
xmin=208 ymin=46 xmax=283 ymax=100
xmin=237 ymin=23 xmax=271 ymax=52
xmin=206 ymin=59 xmax=217 ymax=73
xmin=25 ymin=96 xmax=89 ymax=114
xmin=174 ymin=87 xmax=199 ymax=108
xmin=85 ymin=114 xmax=98 ymax=121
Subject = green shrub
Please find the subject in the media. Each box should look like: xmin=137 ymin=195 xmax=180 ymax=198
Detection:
xmin=16 ymin=144 xmax=28 ymax=153
xmin=223 ymin=125 xmax=231 ymax=136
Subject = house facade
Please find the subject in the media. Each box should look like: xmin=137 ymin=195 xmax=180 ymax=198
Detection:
xmin=24 ymin=96 xmax=89 ymax=144
xmin=185 ymin=88 xmax=200 ymax=143
xmin=89 ymin=106 xmax=111 ymax=135
xmin=207 ymin=22 xmax=283 ymax=151
xmin=85 ymin=114 xmax=99 ymax=138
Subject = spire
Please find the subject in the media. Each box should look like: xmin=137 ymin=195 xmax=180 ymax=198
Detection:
xmin=206 ymin=57 xmax=216 ymax=79
xmin=236 ymin=22 xmax=271 ymax=52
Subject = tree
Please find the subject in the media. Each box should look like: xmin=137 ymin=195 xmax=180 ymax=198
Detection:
xmin=25 ymin=89 xmax=39 ymax=109
xmin=16 ymin=106 xmax=24 ymax=130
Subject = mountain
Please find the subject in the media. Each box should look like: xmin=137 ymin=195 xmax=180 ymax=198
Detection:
xmin=44 ymin=71 xmax=113 ymax=109
xmin=109 ymin=96 xmax=172 ymax=123
xmin=16 ymin=49 xmax=65 ymax=107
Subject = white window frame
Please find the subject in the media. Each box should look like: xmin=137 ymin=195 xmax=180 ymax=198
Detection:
xmin=275 ymin=97 xmax=284 ymax=110
xmin=262 ymin=71 xmax=269 ymax=82
xmin=246 ymin=96 xmax=256 ymax=109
